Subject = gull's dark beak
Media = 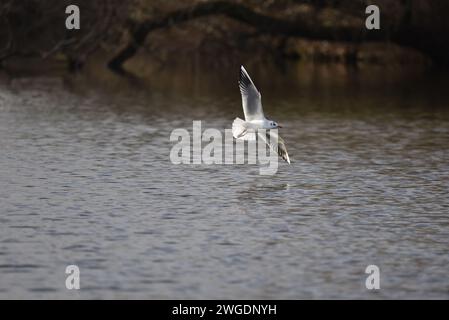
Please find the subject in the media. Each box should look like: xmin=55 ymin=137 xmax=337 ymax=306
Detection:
xmin=277 ymin=125 xmax=283 ymax=128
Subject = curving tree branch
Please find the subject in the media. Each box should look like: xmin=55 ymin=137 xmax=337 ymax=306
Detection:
xmin=107 ymin=1 xmax=448 ymax=73
xmin=107 ymin=1 xmax=375 ymax=73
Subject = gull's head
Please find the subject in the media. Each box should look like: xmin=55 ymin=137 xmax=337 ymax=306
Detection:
xmin=268 ymin=121 xmax=282 ymax=129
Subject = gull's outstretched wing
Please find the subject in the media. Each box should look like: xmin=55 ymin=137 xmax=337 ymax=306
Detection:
xmin=239 ymin=66 xmax=264 ymax=121
xmin=258 ymin=130 xmax=291 ymax=164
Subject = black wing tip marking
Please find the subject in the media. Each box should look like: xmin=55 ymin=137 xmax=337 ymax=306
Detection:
xmin=261 ymin=131 xmax=291 ymax=164
xmin=278 ymin=146 xmax=291 ymax=164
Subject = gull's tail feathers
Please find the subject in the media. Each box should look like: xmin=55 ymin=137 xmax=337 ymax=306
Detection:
xmin=232 ymin=117 xmax=256 ymax=141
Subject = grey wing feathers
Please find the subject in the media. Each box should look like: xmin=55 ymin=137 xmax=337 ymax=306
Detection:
xmin=276 ymin=136 xmax=291 ymax=164
xmin=239 ymin=66 xmax=264 ymax=121
xmin=258 ymin=131 xmax=291 ymax=164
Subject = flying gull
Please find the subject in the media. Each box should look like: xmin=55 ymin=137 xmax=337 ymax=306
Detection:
xmin=232 ymin=65 xmax=291 ymax=164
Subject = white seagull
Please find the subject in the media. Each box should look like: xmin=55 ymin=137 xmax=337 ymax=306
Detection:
xmin=232 ymin=65 xmax=291 ymax=164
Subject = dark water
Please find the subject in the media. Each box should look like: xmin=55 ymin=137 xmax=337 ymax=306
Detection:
xmin=0 ymin=65 xmax=448 ymax=299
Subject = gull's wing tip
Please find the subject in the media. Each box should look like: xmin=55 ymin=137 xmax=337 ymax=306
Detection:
xmin=240 ymin=65 xmax=250 ymax=77
xmin=239 ymin=65 xmax=254 ymax=89
xmin=283 ymin=153 xmax=291 ymax=164
xmin=239 ymin=65 xmax=246 ymax=78
xmin=278 ymin=138 xmax=291 ymax=164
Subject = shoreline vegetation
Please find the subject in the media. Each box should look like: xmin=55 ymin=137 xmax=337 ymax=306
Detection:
xmin=0 ymin=1 xmax=446 ymax=76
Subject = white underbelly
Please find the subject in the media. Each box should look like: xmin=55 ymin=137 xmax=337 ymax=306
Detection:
xmin=247 ymin=120 xmax=266 ymax=129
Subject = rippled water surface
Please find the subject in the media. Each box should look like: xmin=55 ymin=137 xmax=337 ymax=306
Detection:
xmin=0 ymin=65 xmax=448 ymax=299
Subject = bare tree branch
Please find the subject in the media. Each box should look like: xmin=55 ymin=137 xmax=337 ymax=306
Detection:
xmin=107 ymin=1 xmax=372 ymax=72
xmin=107 ymin=0 xmax=426 ymax=73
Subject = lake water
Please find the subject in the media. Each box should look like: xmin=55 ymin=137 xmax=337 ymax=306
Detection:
xmin=0 ymin=64 xmax=448 ymax=299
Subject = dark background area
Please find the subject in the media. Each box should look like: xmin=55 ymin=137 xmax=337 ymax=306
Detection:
xmin=1 ymin=0 xmax=448 ymax=75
